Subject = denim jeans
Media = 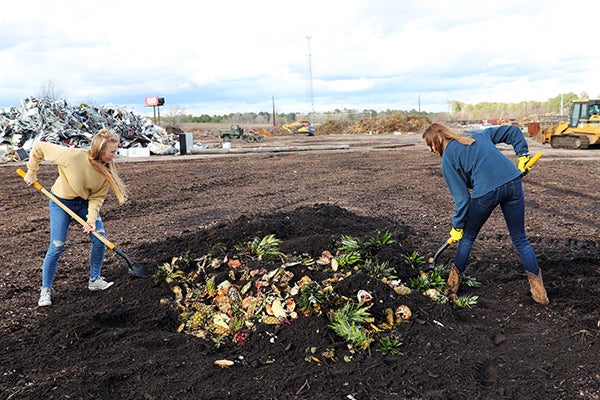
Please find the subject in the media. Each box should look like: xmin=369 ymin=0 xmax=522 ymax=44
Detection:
xmin=41 ymin=195 xmax=106 ymax=289
xmin=454 ymin=177 xmax=539 ymax=275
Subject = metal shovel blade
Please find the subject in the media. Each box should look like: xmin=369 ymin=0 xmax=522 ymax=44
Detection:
xmin=113 ymin=247 xmax=148 ymax=277
xmin=429 ymin=239 xmax=454 ymax=269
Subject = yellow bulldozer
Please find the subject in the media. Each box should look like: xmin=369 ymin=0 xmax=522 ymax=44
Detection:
xmin=536 ymin=99 xmax=600 ymax=149
xmin=282 ymin=121 xmax=316 ymax=136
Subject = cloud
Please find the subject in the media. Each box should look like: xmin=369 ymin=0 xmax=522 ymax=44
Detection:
xmin=1 ymin=0 xmax=599 ymax=117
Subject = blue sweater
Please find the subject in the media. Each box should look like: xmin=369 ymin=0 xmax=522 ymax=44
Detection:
xmin=441 ymin=125 xmax=529 ymax=228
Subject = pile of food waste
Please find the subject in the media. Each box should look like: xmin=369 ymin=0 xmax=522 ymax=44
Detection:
xmin=154 ymin=232 xmax=480 ymax=355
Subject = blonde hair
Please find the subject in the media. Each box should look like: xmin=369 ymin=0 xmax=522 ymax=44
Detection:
xmin=88 ymin=129 xmax=128 ymax=204
xmin=422 ymin=122 xmax=475 ymax=153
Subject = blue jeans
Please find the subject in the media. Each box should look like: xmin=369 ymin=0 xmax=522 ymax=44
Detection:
xmin=41 ymin=195 xmax=106 ymax=289
xmin=454 ymin=177 xmax=539 ymax=275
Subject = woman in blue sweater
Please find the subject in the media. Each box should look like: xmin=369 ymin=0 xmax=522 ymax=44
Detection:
xmin=422 ymin=122 xmax=549 ymax=305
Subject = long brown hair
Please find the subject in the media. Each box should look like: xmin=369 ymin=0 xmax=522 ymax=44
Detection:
xmin=88 ymin=129 xmax=128 ymax=204
xmin=422 ymin=123 xmax=475 ymax=155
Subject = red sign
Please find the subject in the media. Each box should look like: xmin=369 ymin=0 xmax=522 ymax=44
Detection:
xmin=144 ymin=96 xmax=165 ymax=106
xmin=145 ymin=96 xmax=159 ymax=107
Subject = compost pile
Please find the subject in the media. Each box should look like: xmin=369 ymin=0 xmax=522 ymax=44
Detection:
xmin=316 ymin=113 xmax=431 ymax=136
xmin=1 ymin=133 xmax=599 ymax=400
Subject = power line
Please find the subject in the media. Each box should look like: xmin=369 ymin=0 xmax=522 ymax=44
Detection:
xmin=306 ymin=36 xmax=314 ymax=116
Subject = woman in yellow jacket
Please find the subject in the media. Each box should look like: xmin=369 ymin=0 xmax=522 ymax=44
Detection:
xmin=23 ymin=129 xmax=128 ymax=306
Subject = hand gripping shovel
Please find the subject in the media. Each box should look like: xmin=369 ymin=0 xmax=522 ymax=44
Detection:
xmin=428 ymin=151 xmax=543 ymax=269
xmin=521 ymin=151 xmax=543 ymax=176
xmin=17 ymin=168 xmax=147 ymax=277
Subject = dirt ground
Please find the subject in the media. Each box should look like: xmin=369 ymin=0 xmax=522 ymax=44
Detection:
xmin=1 ymin=132 xmax=599 ymax=400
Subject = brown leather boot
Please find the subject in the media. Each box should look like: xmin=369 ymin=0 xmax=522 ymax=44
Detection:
xmin=447 ymin=265 xmax=461 ymax=300
xmin=526 ymin=270 xmax=549 ymax=305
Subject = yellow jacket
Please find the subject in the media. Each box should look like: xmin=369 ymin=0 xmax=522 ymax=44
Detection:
xmin=27 ymin=142 xmax=109 ymax=225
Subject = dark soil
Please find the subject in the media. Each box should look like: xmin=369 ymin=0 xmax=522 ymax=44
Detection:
xmin=1 ymin=133 xmax=599 ymax=400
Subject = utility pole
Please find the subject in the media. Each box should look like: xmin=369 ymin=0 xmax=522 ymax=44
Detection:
xmin=272 ymin=96 xmax=276 ymax=127
xmin=560 ymin=93 xmax=564 ymax=116
xmin=306 ymin=36 xmax=314 ymax=117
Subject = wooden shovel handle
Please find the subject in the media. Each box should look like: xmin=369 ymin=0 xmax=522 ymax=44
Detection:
xmin=16 ymin=168 xmax=115 ymax=250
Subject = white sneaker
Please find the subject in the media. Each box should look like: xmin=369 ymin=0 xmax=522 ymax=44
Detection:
xmin=38 ymin=288 xmax=52 ymax=306
xmin=88 ymin=276 xmax=114 ymax=291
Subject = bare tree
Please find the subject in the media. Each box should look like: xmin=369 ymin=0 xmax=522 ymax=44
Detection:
xmin=161 ymin=105 xmax=188 ymax=127
xmin=38 ymin=80 xmax=62 ymax=100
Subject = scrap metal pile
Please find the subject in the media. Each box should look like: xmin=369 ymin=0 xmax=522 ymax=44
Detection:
xmin=0 ymin=97 xmax=178 ymax=162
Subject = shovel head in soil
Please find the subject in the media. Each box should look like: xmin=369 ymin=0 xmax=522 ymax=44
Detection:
xmin=429 ymin=239 xmax=454 ymax=270
xmin=17 ymin=168 xmax=148 ymax=278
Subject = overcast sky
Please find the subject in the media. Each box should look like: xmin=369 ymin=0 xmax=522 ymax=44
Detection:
xmin=1 ymin=0 xmax=599 ymax=118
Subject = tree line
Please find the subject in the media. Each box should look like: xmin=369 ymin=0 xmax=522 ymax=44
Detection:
xmin=160 ymin=92 xmax=599 ymax=126
xmin=446 ymin=92 xmax=598 ymax=122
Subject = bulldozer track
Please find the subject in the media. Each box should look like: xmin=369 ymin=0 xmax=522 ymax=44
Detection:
xmin=550 ymin=134 xmax=590 ymax=149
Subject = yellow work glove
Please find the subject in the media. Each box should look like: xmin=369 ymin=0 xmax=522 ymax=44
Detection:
xmin=449 ymin=227 xmax=463 ymax=243
xmin=517 ymin=155 xmax=531 ymax=174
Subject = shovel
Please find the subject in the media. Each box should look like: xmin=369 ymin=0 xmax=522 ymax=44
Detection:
xmin=428 ymin=238 xmax=455 ymax=269
xmin=521 ymin=151 xmax=543 ymax=176
xmin=428 ymin=151 xmax=543 ymax=269
xmin=17 ymin=168 xmax=148 ymax=277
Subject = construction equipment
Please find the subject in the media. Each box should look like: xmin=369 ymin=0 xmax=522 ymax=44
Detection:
xmin=16 ymin=168 xmax=148 ymax=277
xmin=219 ymin=125 xmax=264 ymax=143
xmin=282 ymin=121 xmax=315 ymax=136
xmin=486 ymin=111 xmax=515 ymax=126
xmin=536 ymin=99 xmax=600 ymax=149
